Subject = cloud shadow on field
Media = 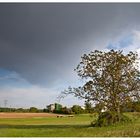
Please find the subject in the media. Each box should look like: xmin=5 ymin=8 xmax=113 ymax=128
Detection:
xmin=0 ymin=124 xmax=91 ymax=129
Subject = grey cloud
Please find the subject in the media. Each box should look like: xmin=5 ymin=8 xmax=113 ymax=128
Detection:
xmin=0 ymin=3 xmax=140 ymax=87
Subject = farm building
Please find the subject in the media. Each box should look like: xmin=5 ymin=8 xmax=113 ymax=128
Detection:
xmin=47 ymin=104 xmax=55 ymax=112
xmin=47 ymin=103 xmax=62 ymax=112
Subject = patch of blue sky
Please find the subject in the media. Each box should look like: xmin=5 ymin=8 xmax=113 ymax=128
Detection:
xmin=119 ymin=34 xmax=133 ymax=48
xmin=0 ymin=68 xmax=12 ymax=77
xmin=107 ymin=43 xmax=119 ymax=50
xmin=0 ymin=68 xmax=32 ymax=88
xmin=107 ymin=34 xmax=134 ymax=50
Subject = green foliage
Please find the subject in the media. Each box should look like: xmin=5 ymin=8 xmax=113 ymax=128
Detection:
xmin=132 ymin=101 xmax=140 ymax=112
xmin=71 ymin=105 xmax=84 ymax=114
xmin=0 ymin=107 xmax=16 ymax=112
xmin=61 ymin=107 xmax=73 ymax=114
xmin=0 ymin=107 xmax=44 ymax=113
xmin=43 ymin=108 xmax=49 ymax=112
xmin=92 ymin=112 xmax=132 ymax=127
xmin=84 ymin=101 xmax=94 ymax=113
xmin=61 ymin=50 xmax=140 ymax=126
xmin=29 ymin=107 xmax=39 ymax=113
xmin=121 ymin=101 xmax=140 ymax=112
xmin=16 ymin=108 xmax=26 ymax=112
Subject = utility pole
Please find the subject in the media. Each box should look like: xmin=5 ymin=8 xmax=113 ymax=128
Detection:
xmin=4 ymin=100 xmax=8 ymax=108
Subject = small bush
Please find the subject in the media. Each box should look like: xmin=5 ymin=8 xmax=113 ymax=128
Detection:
xmin=91 ymin=112 xmax=132 ymax=127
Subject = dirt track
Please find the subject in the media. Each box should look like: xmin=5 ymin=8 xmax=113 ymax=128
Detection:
xmin=0 ymin=113 xmax=60 ymax=118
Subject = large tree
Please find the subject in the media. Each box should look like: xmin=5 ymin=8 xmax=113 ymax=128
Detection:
xmin=61 ymin=50 xmax=140 ymax=126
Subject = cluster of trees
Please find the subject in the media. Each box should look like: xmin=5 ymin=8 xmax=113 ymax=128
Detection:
xmin=70 ymin=101 xmax=140 ymax=115
xmin=55 ymin=105 xmax=85 ymax=114
xmin=71 ymin=103 xmax=94 ymax=114
xmin=0 ymin=107 xmax=45 ymax=113
xmin=47 ymin=103 xmax=94 ymax=114
xmin=0 ymin=105 xmax=86 ymax=114
xmin=50 ymin=101 xmax=140 ymax=115
xmin=53 ymin=106 xmax=72 ymax=114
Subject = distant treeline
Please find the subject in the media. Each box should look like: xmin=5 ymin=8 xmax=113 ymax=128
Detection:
xmin=0 ymin=101 xmax=139 ymax=114
xmin=0 ymin=107 xmax=44 ymax=113
xmin=0 ymin=106 xmax=86 ymax=114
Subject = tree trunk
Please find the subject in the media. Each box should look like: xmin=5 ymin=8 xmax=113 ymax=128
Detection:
xmin=117 ymin=104 xmax=121 ymax=122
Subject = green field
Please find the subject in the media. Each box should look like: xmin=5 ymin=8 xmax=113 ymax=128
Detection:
xmin=0 ymin=113 xmax=140 ymax=137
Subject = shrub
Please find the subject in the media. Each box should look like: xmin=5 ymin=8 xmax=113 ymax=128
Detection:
xmin=92 ymin=111 xmax=132 ymax=127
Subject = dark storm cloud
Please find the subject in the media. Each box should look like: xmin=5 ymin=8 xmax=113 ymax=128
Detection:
xmin=0 ymin=3 xmax=140 ymax=87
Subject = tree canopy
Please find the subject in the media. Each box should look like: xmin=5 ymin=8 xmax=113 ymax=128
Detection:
xmin=61 ymin=50 xmax=140 ymax=126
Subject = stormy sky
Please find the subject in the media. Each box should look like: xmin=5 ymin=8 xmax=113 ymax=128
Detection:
xmin=0 ymin=3 xmax=140 ymax=108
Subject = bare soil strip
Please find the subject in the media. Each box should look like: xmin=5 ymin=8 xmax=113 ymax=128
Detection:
xmin=0 ymin=113 xmax=61 ymax=118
